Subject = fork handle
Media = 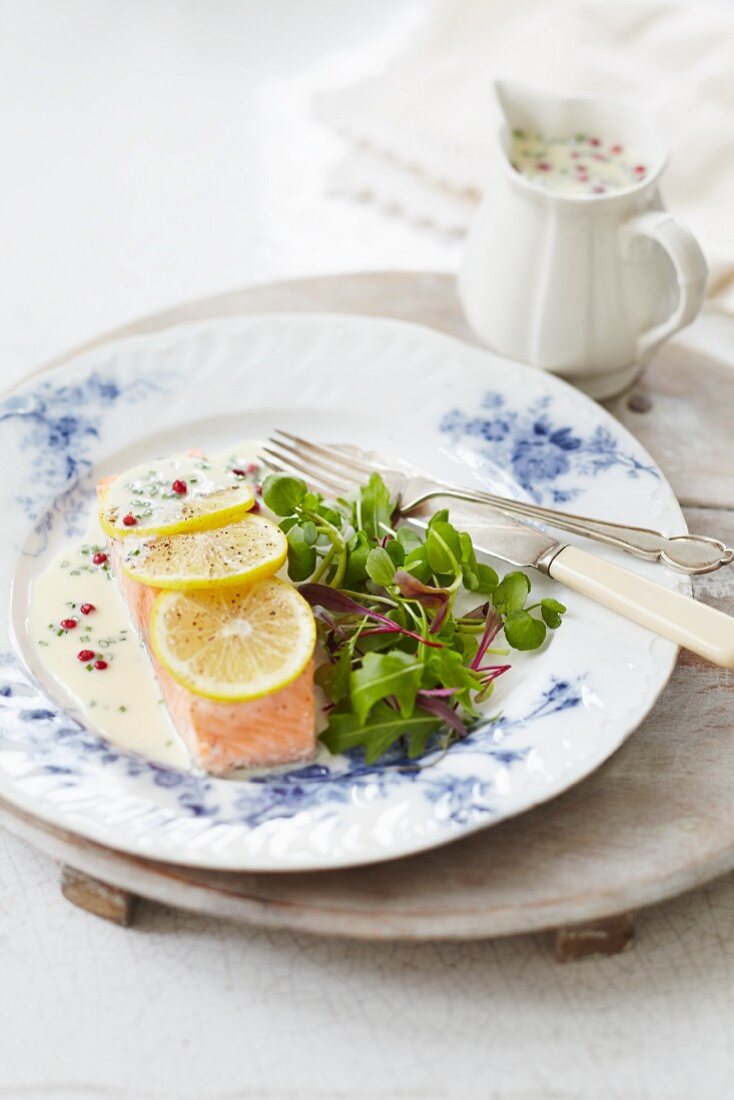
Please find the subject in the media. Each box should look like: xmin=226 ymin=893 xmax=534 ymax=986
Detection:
xmin=549 ymin=546 xmax=734 ymax=667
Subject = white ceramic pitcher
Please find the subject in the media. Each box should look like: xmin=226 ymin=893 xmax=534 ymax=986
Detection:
xmin=459 ymin=82 xmax=709 ymax=400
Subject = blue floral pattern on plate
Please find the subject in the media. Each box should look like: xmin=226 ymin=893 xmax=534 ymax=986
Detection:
xmin=440 ymin=392 xmax=659 ymax=504
xmin=1 ymin=369 xmax=178 ymax=537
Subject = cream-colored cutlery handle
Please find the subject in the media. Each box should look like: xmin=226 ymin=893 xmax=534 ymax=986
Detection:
xmin=549 ymin=545 xmax=734 ymax=667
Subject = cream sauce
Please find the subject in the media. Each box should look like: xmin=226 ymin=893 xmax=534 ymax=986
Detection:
xmin=28 ymin=442 xmax=265 ymax=768
xmin=510 ymin=130 xmax=646 ymax=196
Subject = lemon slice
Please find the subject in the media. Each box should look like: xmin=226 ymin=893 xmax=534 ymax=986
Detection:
xmin=150 ymin=578 xmax=316 ymax=701
xmin=121 ymin=514 xmax=287 ymax=590
xmin=99 ymin=453 xmax=255 ymax=538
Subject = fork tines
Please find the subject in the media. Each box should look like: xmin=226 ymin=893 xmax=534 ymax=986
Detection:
xmin=261 ymin=431 xmax=382 ymax=498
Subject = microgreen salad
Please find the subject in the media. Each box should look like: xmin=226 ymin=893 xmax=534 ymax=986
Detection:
xmin=262 ymin=471 xmax=566 ymax=763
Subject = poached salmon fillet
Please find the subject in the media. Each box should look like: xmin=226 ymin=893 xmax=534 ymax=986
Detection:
xmin=97 ymin=474 xmax=317 ymax=775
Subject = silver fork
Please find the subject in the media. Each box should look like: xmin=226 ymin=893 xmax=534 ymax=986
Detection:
xmin=261 ymin=430 xmax=733 ymax=576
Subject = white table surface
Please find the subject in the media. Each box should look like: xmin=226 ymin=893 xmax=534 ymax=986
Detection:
xmin=1 ymin=3 xmax=733 ymax=1098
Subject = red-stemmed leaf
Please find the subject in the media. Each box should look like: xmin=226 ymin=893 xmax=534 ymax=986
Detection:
xmin=300 ymin=583 xmax=443 ymax=648
xmin=471 ymin=607 xmax=504 ymax=670
xmin=415 ymin=694 xmax=468 ymax=737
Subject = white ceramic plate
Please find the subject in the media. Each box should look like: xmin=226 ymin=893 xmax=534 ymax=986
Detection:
xmin=1 ymin=313 xmax=686 ymax=870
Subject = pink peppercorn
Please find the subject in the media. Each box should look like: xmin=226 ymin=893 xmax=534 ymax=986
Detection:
xmin=77 ymin=649 xmax=95 ymax=662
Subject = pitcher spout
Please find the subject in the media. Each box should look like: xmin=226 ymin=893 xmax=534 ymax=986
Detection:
xmin=492 ymin=79 xmax=665 ymax=178
xmin=493 ymin=80 xmax=571 ymax=138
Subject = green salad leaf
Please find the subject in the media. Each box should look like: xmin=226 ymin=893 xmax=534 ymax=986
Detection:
xmin=351 ymin=651 xmax=424 ymax=724
xmin=365 ymin=546 xmax=396 ymax=587
xmin=321 ymin=702 xmax=444 ymax=764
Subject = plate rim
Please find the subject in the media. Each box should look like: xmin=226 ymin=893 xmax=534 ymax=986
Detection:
xmin=0 ymin=309 xmax=685 ymax=871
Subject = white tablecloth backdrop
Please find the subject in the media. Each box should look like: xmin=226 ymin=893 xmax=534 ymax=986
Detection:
xmin=1 ymin=3 xmax=733 ymax=1098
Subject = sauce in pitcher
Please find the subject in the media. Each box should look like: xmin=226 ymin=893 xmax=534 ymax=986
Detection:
xmin=510 ymin=130 xmax=646 ymax=196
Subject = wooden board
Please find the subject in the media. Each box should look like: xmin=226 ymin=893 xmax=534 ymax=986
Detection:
xmin=2 ymin=271 xmax=733 ymax=952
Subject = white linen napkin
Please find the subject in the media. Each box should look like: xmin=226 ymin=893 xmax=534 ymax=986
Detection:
xmin=316 ymin=0 xmax=734 ymax=311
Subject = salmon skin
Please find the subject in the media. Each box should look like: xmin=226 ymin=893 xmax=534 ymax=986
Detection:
xmin=97 ymin=473 xmax=317 ymax=775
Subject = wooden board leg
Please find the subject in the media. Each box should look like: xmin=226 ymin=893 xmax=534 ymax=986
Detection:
xmin=554 ymin=912 xmax=634 ymax=962
xmin=61 ymin=865 xmax=138 ymax=927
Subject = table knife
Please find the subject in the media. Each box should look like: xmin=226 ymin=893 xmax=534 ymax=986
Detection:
xmin=408 ymin=501 xmax=734 ymax=668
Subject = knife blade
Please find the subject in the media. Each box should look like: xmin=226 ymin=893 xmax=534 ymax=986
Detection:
xmin=406 ymin=500 xmax=563 ymax=574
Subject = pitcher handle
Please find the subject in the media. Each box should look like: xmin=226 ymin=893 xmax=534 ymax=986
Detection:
xmin=620 ymin=211 xmax=708 ymax=361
